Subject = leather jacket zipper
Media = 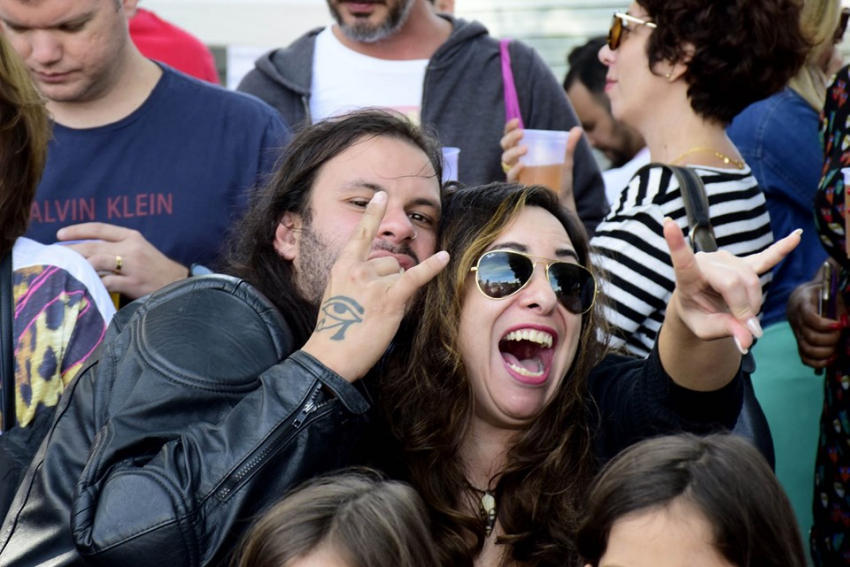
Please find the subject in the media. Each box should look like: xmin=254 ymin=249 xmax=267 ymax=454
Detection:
xmin=215 ymin=382 xmax=325 ymax=500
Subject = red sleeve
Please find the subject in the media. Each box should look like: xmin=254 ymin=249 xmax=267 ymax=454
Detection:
xmin=129 ymin=8 xmax=220 ymax=84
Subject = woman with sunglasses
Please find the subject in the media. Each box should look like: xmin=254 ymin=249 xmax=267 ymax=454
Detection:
xmin=502 ymin=1 xmax=808 ymax=359
xmin=380 ymin=182 xmax=800 ymax=567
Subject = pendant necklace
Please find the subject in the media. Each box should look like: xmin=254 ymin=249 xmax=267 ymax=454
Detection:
xmin=467 ymin=483 xmax=497 ymax=536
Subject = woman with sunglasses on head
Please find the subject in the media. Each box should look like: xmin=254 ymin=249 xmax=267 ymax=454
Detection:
xmin=380 ymin=182 xmax=801 ymax=567
xmin=502 ymin=1 xmax=808 ymax=359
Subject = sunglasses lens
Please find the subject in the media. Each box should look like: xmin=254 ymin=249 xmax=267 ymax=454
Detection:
xmin=608 ymin=14 xmax=622 ymax=49
xmin=476 ymin=251 xmax=595 ymax=314
xmin=476 ymin=251 xmax=533 ymax=299
xmin=549 ymin=263 xmax=595 ymax=314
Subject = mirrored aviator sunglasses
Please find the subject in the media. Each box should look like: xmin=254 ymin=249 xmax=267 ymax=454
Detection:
xmin=608 ymin=12 xmax=657 ymax=50
xmin=470 ymin=249 xmax=597 ymax=315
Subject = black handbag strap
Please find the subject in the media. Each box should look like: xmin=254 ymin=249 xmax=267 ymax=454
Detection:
xmin=1 ymin=251 xmax=14 ymax=432
xmin=666 ymin=165 xmax=718 ymax=253
xmin=658 ymin=163 xmax=756 ymax=374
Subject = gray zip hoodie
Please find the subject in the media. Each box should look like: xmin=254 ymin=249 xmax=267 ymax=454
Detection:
xmin=238 ymin=17 xmax=608 ymax=234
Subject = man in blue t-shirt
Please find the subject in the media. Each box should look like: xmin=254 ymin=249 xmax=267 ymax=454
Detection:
xmin=0 ymin=0 xmax=289 ymax=299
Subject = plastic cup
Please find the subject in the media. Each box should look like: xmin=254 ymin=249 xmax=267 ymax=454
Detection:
xmin=441 ymin=147 xmax=460 ymax=183
xmin=517 ymin=129 xmax=568 ymax=193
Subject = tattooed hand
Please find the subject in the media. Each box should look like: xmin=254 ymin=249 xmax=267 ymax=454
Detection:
xmin=301 ymin=191 xmax=450 ymax=382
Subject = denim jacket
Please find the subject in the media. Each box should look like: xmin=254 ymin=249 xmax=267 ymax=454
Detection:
xmin=728 ymin=88 xmax=827 ymax=326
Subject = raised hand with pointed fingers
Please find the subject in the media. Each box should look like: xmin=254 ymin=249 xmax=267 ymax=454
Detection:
xmin=301 ymin=192 xmax=449 ymax=383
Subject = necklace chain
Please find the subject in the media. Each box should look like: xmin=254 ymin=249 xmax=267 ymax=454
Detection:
xmin=671 ymin=146 xmax=744 ymax=169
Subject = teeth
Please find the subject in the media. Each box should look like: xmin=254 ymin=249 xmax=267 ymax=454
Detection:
xmin=507 ymin=360 xmax=544 ymax=377
xmin=503 ymin=329 xmax=553 ymax=348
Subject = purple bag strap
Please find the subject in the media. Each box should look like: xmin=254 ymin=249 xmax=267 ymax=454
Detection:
xmin=500 ymin=38 xmax=524 ymax=129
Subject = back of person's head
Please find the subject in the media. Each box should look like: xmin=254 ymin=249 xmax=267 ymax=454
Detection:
xmin=233 ymin=470 xmax=440 ymax=567
xmin=577 ymin=434 xmax=807 ymax=567
xmin=563 ymin=37 xmax=608 ymax=96
xmin=0 ymin=32 xmax=49 ymax=258
xmin=224 ymin=109 xmax=443 ymax=343
xmin=788 ymin=0 xmax=842 ymax=110
xmin=639 ymin=0 xmax=810 ymax=124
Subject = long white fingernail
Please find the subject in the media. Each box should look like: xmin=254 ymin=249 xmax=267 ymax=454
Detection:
xmin=733 ymin=337 xmax=748 ymax=355
xmin=746 ymin=317 xmax=763 ymax=339
xmin=792 ymin=228 xmax=803 ymax=237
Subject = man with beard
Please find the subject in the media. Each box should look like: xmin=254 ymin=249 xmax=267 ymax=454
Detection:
xmin=237 ymin=0 xmax=608 ymax=234
xmin=0 ymin=110 xmax=448 ymax=566
xmin=562 ymin=37 xmax=647 ymax=207
xmin=0 ymin=0 xmax=287 ymax=301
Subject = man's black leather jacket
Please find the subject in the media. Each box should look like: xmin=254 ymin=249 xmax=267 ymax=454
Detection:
xmin=0 ymin=275 xmax=371 ymax=566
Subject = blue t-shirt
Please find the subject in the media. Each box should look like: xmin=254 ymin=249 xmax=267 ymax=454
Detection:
xmin=728 ymin=88 xmax=826 ymax=326
xmin=26 ymin=64 xmax=289 ymax=268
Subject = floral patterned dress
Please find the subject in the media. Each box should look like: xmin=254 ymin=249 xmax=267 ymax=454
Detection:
xmin=812 ymin=65 xmax=850 ymax=565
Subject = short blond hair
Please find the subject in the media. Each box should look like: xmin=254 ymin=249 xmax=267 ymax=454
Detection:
xmin=788 ymin=0 xmax=841 ymax=109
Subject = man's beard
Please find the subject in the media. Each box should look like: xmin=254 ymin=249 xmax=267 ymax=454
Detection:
xmin=604 ymin=147 xmax=631 ymax=169
xmin=329 ymin=0 xmax=416 ymax=43
xmin=294 ymin=224 xmax=339 ymax=306
xmin=294 ymin=220 xmax=420 ymax=306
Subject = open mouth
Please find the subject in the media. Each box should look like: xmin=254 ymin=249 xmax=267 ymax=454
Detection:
xmin=498 ymin=327 xmax=556 ymax=385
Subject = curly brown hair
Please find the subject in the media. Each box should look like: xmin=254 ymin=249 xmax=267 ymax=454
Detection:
xmin=639 ymin=0 xmax=810 ymax=124
xmin=382 ymin=184 xmax=607 ymax=566
xmin=0 ymin=33 xmax=49 ymax=258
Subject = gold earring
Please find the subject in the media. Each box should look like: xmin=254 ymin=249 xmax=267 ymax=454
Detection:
xmin=665 ymin=70 xmax=673 ymax=80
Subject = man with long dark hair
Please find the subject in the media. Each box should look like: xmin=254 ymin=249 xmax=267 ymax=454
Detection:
xmin=0 ymin=110 xmax=449 ymax=566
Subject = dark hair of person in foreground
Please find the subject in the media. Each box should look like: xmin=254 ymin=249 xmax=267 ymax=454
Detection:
xmin=577 ymin=433 xmax=807 ymax=567
xmin=232 ymin=469 xmax=440 ymax=567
